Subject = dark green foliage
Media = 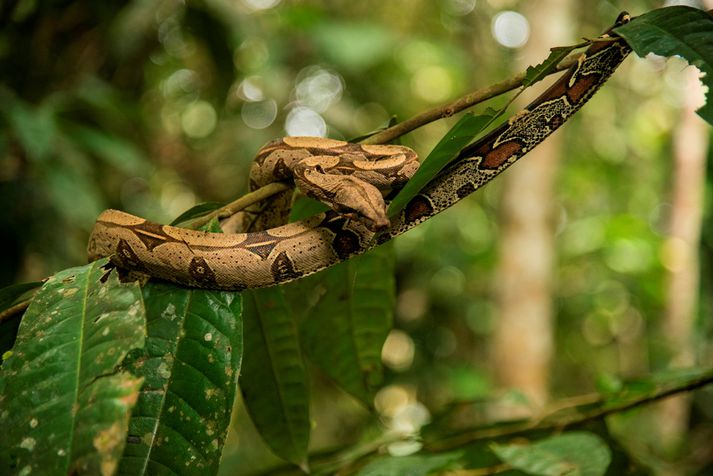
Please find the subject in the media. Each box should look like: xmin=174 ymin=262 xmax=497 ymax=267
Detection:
xmin=615 ymin=6 xmax=713 ymax=124
xmin=118 ymin=283 xmax=243 ymax=475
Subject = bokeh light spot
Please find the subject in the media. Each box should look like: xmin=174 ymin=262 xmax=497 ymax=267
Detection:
xmin=660 ymin=236 xmax=691 ymax=272
xmin=381 ymin=329 xmax=415 ymax=371
xmin=445 ymin=0 xmax=476 ymax=16
xmin=181 ymin=101 xmax=217 ymax=138
xmin=295 ymin=66 xmax=343 ymax=113
xmin=234 ymin=37 xmax=269 ymax=71
xmin=604 ymin=238 xmax=654 ymax=274
xmin=374 ymin=385 xmax=412 ymax=418
xmin=391 ymin=402 xmax=430 ymax=435
xmin=491 ymin=11 xmax=530 ymax=49
xmin=285 ymin=106 xmax=327 ymax=137
xmin=241 ymin=99 xmax=277 ymax=129
xmin=411 ymin=65 xmax=453 ymax=103
xmin=238 ymin=76 xmax=265 ymax=101
xmin=242 ymin=0 xmax=281 ymax=11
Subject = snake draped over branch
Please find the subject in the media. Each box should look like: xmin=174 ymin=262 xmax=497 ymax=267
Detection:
xmin=87 ymin=14 xmax=632 ymax=290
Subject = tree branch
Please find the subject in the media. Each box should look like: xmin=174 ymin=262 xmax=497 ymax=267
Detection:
xmin=359 ymin=52 xmax=579 ymax=145
xmin=261 ymin=368 xmax=713 ymax=475
xmin=187 ymin=182 xmax=291 ymax=229
xmin=0 ymin=301 xmax=30 ymax=324
xmin=186 ymin=51 xmax=583 ymax=229
xmin=424 ymin=368 xmax=713 ymax=452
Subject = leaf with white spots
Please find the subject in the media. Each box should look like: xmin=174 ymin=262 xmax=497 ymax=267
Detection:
xmin=0 ymin=259 xmax=145 ymax=475
xmin=117 ymin=282 xmax=243 ymax=475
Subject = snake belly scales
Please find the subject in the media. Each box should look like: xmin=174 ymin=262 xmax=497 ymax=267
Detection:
xmin=88 ymin=16 xmax=632 ymax=290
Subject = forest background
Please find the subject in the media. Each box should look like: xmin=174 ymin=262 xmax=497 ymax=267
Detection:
xmin=1 ymin=0 xmax=712 ymax=474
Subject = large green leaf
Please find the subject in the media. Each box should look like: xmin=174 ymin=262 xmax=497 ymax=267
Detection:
xmin=492 ymin=432 xmax=612 ymax=476
xmin=0 ymin=260 xmax=145 ymax=475
xmin=388 ymin=111 xmax=495 ymax=217
xmin=298 ymin=244 xmax=395 ymax=406
xmin=117 ymin=282 xmax=243 ymax=476
xmin=615 ymin=6 xmax=713 ymax=125
xmin=240 ymin=288 xmax=310 ymax=467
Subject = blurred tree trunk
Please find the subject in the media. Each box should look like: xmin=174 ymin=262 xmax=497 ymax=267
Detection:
xmin=656 ymin=66 xmax=708 ymax=459
xmin=490 ymin=0 xmax=571 ymax=411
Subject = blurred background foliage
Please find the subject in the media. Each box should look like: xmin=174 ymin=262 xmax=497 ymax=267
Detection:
xmin=2 ymin=0 xmax=713 ymax=474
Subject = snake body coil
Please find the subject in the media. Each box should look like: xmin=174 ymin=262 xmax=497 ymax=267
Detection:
xmin=88 ymin=19 xmax=631 ymax=290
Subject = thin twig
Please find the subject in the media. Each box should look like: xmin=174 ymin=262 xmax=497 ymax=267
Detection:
xmin=186 ymin=51 xmax=583 ymax=228
xmin=187 ymin=181 xmax=291 ymax=229
xmin=0 ymin=301 xmax=30 ymax=324
xmin=424 ymin=369 xmax=713 ymax=452
xmin=359 ymin=52 xmax=580 ymax=145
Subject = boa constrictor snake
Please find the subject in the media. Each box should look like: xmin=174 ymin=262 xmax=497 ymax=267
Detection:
xmin=88 ymin=14 xmax=632 ymax=290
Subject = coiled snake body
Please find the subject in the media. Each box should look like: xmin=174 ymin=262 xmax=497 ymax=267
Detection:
xmin=88 ymin=18 xmax=631 ymax=290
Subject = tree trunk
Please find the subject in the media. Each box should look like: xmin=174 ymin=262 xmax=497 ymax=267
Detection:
xmin=490 ymin=0 xmax=571 ymax=411
xmin=656 ymin=65 xmax=708 ymax=458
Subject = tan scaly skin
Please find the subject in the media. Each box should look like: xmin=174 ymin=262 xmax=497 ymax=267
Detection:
xmin=88 ymin=14 xmax=632 ymax=290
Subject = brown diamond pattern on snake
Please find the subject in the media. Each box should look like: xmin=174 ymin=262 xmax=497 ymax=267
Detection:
xmin=241 ymin=231 xmax=280 ymax=259
xmin=270 ymin=251 xmax=303 ymax=282
xmin=189 ymin=256 xmax=218 ymax=286
xmin=404 ymin=195 xmax=434 ymax=225
xmin=332 ymin=229 xmax=361 ymax=260
xmin=316 ymin=213 xmax=363 ymax=259
xmin=116 ymin=239 xmax=148 ymax=272
xmin=481 ymin=141 xmax=522 ymax=170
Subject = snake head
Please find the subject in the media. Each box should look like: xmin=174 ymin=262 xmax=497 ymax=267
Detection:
xmin=296 ymin=170 xmax=390 ymax=232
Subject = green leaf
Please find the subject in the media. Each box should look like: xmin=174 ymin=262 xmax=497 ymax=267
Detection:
xmin=600 ymin=367 xmax=713 ymax=409
xmin=492 ymin=432 xmax=612 ymax=476
xmin=357 ymin=451 xmax=462 ymax=476
xmin=299 ymin=244 xmax=395 ymax=406
xmin=199 ymin=217 xmax=224 ymax=233
xmin=614 ymin=6 xmax=713 ymax=125
xmin=241 ymin=288 xmax=310 ymax=466
xmin=388 ymin=111 xmax=495 ymax=217
xmin=289 ymin=196 xmax=330 ymax=222
xmin=170 ymin=202 xmax=225 ymax=226
xmin=523 ymin=43 xmax=584 ymax=87
xmin=117 ymin=282 xmax=243 ymax=475
xmin=0 ymin=260 xmax=146 ymax=475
